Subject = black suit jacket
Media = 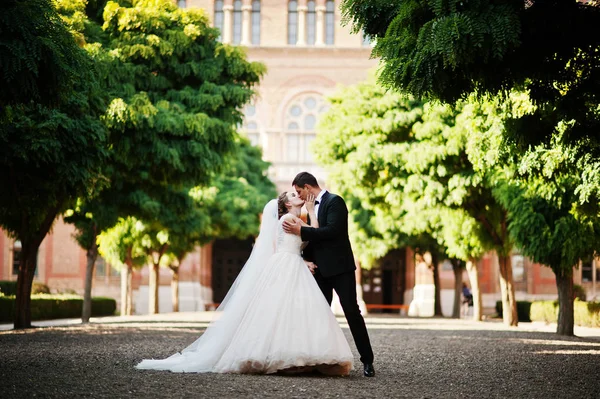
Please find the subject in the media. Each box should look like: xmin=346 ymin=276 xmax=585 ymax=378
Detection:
xmin=300 ymin=192 xmax=356 ymax=278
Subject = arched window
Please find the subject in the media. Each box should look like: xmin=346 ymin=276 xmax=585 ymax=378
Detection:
xmin=214 ymin=0 xmax=224 ymax=41
xmin=288 ymin=0 xmax=298 ymax=45
xmin=233 ymin=0 xmax=242 ymax=45
xmin=284 ymin=94 xmax=329 ymax=162
xmin=325 ymin=0 xmax=335 ymax=45
xmin=252 ymin=0 xmax=261 ymax=45
xmin=306 ymin=0 xmax=316 ymax=45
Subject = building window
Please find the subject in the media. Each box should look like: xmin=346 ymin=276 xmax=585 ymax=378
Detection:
xmin=12 ymin=241 xmax=21 ymax=275
xmin=243 ymin=104 xmax=260 ymax=146
xmin=12 ymin=241 xmax=38 ymax=277
xmin=95 ymin=256 xmax=119 ymax=278
xmin=288 ymin=0 xmax=298 ymax=45
xmin=214 ymin=0 xmax=224 ymax=41
xmin=284 ymin=94 xmax=328 ymax=163
xmin=252 ymin=0 xmax=261 ymax=45
xmin=177 ymin=0 xmax=187 ymax=8
xmin=582 ymin=255 xmax=594 ymax=282
xmin=306 ymin=0 xmax=316 ymax=45
xmin=325 ymin=0 xmax=335 ymax=45
xmin=95 ymin=256 xmax=106 ymax=277
xmin=512 ymin=254 xmax=525 ymax=282
xmin=233 ymin=0 xmax=243 ymax=44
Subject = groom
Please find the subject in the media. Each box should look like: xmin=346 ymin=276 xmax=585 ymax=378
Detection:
xmin=282 ymin=172 xmax=375 ymax=377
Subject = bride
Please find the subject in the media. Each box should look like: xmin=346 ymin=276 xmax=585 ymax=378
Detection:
xmin=136 ymin=191 xmax=354 ymax=375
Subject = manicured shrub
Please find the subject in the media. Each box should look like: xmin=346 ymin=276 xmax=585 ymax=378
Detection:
xmin=0 ymin=281 xmax=51 ymax=295
xmin=91 ymin=297 xmax=117 ymax=317
xmin=0 ymin=295 xmax=117 ymax=323
xmin=573 ymin=284 xmax=586 ymax=301
xmin=0 ymin=296 xmax=15 ymax=321
xmin=530 ymin=300 xmax=558 ymax=323
xmin=573 ymin=300 xmax=600 ymax=328
xmin=0 ymin=281 xmax=17 ymax=296
xmin=530 ymin=300 xmax=600 ymax=328
xmin=31 ymin=282 xmax=50 ymax=294
xmin=495 ymin=300 xmax=532 ymax=322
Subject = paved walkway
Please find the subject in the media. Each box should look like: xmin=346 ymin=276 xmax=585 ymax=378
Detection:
xmin=1 ymin=313 xmax=599 ymax=398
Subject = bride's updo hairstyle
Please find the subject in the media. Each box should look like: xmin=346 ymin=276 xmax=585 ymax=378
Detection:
xmin=277 ymin=192 xmax=289 ymax=219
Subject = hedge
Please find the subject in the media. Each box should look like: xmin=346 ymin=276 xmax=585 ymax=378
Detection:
xmin=0 ymin=280 xmax=50 ymax=296
xmin=530 ymin=300 xmax=600 ymax=328
xmin=0 ymin=295 xmax=117 ymax=323
xmin=495 ymin=300 xmax=532 ymax=322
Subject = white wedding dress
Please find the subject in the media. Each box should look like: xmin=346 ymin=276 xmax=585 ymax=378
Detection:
xmin=136 ymin=200 xmax=353 ymax=375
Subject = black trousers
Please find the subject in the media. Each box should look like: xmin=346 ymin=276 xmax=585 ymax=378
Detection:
xmin=314 ymin=269 xmax=374 ymax=364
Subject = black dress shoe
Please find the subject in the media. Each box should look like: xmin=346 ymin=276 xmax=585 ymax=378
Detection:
xmin=363 ymin=363 xmax=375 ymax=377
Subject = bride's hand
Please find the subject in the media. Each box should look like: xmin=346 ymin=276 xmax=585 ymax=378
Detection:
xmin=305 ymin=193 xmax=316 ymax=213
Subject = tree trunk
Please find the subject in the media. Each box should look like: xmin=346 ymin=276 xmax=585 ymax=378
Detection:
xmin=466 ymin=259 xmax=483 ymax=321
xmin=555 ymin=268 xmax=574 ymax=336
xmin=120 ymin=265 xmax=128 ymax=316
xmin=120 ymin=260 xmax=133 ymax=316
xmin=126 ymin=264 xmax=133 ymax=315
xmin=498 ymin=254 xmax=518 ymax=326
xmin=14 ymin=242 xmax=38 ymax=329
xmin=149 ymin=263 xmax=159 ymax=314
xmin=82 ymin=241 xmax=98 ymax=323
xmin=451 ymin=260 xmax=463 ymax=319
xmin=431 ymin=251 xmax=443 ymax=317
xmin=171 ymin=267 xmax=180 ymax=313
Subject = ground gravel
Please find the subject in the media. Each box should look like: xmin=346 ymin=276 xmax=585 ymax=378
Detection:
xmin=1 ymin=314 xmax=599 ymax=398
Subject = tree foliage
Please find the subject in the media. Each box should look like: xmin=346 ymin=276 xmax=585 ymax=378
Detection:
xmin=314 ymin=76 xmax=520 ymax=322
xmin=0 ymin=0 xmax=109 ymax=329
xmin=0 ymin=0 xmax=91 ymax=106
xmin=465 ymin=91 xmax=600 ymax=334
xmin=341 ymin=0 xmax=600 ymax=147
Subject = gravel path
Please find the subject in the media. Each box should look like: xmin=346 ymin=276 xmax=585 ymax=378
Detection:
xmin=1 ymin=313 xmax=599 ymax=398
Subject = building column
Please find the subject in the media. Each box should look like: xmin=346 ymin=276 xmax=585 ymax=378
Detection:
xmin=241 ymin=0 xmax=252 ymax=46
xmin=222 ymin=0 xmax=234 ymax=44
xmin=315 ymin=0 xmax=325 ymax=46
xmin=297 ymin=0 xmax=307 ymax=46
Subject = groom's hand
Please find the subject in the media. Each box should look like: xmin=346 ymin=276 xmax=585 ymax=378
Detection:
xmin=282 ymin=219 xmax=301 ymax=236
xmin=305 ymin=261 xmax=318 ymax=274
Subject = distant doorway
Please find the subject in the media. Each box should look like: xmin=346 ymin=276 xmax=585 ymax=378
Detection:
xmin=211 ymin=237 xmax=254 ymax=303
xmin=362 ymin=249 xmax=406 ymax=313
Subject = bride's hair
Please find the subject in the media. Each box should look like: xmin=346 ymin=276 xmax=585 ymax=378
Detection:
xmin=277 ymin=192 xmax=289 ymax=219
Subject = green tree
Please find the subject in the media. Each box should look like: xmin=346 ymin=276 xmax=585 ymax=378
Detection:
xmin=97 ymin=217 xmax=147 ymax=315
xmin=315 ymin=77 xmax=517 ymax=323
xmin=466 ymin=92 xmax=600 ymax=335
xmin=193 ymin=136 xmax=277 ymax=240
xmin=341 ymin=1 xmax=600 ymax=124
xmin=59 ymin=0 xmax=264 ymax=318
xmin=314 ymin=78 xmax=451 ymax=316
xmin=0 ymin=0 xmax=108 ymax=329
xmin=64 ymin=202 xmax=118 ymax=322
xmin=166 ymin=137 xmax=275 ymax=312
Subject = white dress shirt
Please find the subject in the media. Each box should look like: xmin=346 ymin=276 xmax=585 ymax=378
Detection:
xmin=314 ymin=189 xmax=327 ymax=217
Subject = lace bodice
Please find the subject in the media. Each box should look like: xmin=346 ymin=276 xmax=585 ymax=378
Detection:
xmin=276 ymin=214 xmax=303 ymax=255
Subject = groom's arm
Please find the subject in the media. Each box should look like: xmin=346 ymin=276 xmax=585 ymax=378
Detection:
xmin=300 ymin=196 xmax=347 ymax=242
